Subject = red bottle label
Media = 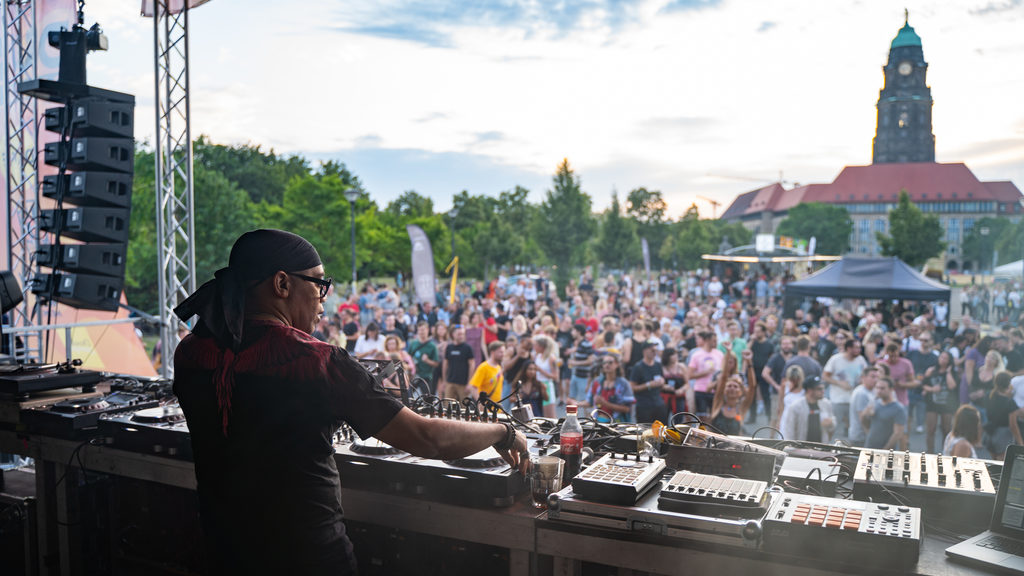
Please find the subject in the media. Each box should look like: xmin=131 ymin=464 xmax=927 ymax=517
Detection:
xmin=560 ymin=432 xmax=583 ymax=455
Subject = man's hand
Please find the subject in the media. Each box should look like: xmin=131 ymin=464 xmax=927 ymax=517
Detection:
xmin=495 ymin=430 xmax=529 ymax=474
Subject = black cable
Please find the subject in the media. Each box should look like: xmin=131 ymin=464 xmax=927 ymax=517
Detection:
xmin=750 ymin=426 xmax=784 ymax=440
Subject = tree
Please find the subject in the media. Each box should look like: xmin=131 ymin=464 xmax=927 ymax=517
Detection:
xmin=626 ymin=187 xmax=670 ymax=268
xmin=877 ymin=190 xmax=945 ymax=267
xmin=776 ymin=202 xmax=853 ymax=255
xmin=535 ymin=159 xmax=596 ymax=292
xmin=667 ymin=204 xmax=715 ymax=269
xmin=962 ymin=216 xmax=1013 ymax=270
xmin=193 ymin=135 xmax=309 ymax=205
xmin=386 ymin=190 xmax=435 ymax=219
xmin=597 ymin=192 xmax=639 ymax=270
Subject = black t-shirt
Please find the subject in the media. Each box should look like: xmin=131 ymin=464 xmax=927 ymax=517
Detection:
xmin=1006 ymin=344 xmax=1024 ymax=374
xmin=806 ymin=401 xmax=822 ymax=443
xmin=495 ymin=315 xmax=510 ymax=341
xmin=766 ymin=352 xmax=789 ymax=385
xmin=987 ymin=394 xmax=1020 ymax=432
xmin=174 ymin=322 xmax=403 ymax=575
xmin=444 ymin=342 xmax=474 ymax=385
xmin=750 ymin=340 xmax=774 ymax=384
xmin=908 ymin=349 xmax=939 ymax=376
xmin=342 ymin=322 xmax=359 ymax=352
xmin=629 ymin=361 xmax=664 ymax=406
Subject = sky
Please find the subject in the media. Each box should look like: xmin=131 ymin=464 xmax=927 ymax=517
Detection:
xmin=76 ymin=0 xmax=1024 ymax=219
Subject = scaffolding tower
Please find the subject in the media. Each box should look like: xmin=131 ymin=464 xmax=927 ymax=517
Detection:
xmin=152 ymin=0 xmax=196 ymax=378
xmin=3 ymin=0 xmax=43 ymax=363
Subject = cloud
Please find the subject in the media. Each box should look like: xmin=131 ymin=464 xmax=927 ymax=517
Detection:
xmin=659 ymin=0 xmax=724 ymax=15
xmin=416 ymin=112 xmax=449 ymax=123
xmin=331 ymin=0 xmax=721 ymax=46
xmin=354 ymin=134 xmax=384 ymax=148
xmin=757 ymin=21 xmax=777 ymax=32
xmin=969 ymin=0 xmax=1023 ymax=16
xmin=473 ymin=131 xmax=506 ymax=144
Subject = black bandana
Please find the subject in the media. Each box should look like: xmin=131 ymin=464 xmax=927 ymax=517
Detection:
xmin=174 ymin=229 xmax=322 ymax=351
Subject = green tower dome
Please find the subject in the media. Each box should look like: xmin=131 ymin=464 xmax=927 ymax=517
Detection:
xmin=890 ymin=11 xmax=922 ymax=49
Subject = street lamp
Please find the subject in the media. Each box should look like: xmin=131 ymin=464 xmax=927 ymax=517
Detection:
xmin=980 ymin=226 xmax=990 ymax=276
xmin=448 ymin=207 xmax=459 ymax=261
xmin=344 ymin=187 xmax=360 ymax=296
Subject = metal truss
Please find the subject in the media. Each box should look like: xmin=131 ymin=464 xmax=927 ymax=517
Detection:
xmin=153 ymin=0 xmax=195 ymax=377
xmin=4 ymin=0 xmax=43 ymax=363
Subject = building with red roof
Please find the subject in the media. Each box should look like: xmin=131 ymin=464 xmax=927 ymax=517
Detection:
xmin=721 ymin=15 xmax=1022 ymax=272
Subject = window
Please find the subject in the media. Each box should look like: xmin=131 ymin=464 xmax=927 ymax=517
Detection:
xmin=963 ymin=218 xmax=975 ymax=235
xmin=948 ymin=219 xmax=960 ymax=243
xmin=874 ymin=219 xmax=886 ymax=233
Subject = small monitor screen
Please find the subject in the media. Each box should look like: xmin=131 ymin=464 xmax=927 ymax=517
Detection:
xmin=1000 ymin=454 xmax=1024 ymax=531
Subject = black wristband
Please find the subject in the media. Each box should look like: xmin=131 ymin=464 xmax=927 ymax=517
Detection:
xmin=493 ymin=422 xmax=517 ymax=451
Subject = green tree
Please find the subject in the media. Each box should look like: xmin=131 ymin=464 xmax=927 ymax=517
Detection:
xmin=626 ymin=187 xmax=669 ymax=268
xmin=776 ymin=202 xmax=853 ymax=255
xmin=597 ymin=192 xmax=640 ymax=270
xmin=125 ymin=148 xmax=159 ymax=313
xmin=877 ymin=190 xmax=945 ymax=267
xmin=535 ymin=159 xmax=596 ymax=292
xmin=668 ymin=204 xmax=715 ymax=269
xmin=962 ymin=217 xmax=1013 ymax=270
xmin=193 ymin=168 xmax=258 ymax=286
xmin=193 ymin=135 xmax=309 ymax=205
xmin=386 ymin=190 xmax=435 ymax=219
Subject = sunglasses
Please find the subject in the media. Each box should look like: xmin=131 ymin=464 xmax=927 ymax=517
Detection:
xmin=289 ymin=273 xmax=332 ymax=299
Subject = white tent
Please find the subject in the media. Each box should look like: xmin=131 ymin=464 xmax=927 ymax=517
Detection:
xmin=994 ymin=260 xmax=1024 ymax=279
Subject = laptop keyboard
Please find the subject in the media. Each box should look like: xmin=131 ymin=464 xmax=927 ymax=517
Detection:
xmin=979 ymin=535 xmax=1024 ymax=556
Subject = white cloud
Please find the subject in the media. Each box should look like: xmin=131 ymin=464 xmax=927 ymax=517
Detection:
xmin=78 ymin=0 xmax=1024 ymax=217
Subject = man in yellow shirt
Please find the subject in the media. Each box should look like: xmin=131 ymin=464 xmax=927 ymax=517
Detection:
xmin=469 ymin=341 xmax=505 ymax=402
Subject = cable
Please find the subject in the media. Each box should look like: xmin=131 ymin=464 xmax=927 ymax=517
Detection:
xmin=750 ymin=426 xmax=784 ymax=440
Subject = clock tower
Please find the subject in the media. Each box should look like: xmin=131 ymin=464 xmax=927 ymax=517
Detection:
xmin=872 ymin=12 xmax=935 ymax=163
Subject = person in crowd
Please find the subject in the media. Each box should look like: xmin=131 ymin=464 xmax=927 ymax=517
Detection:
xmin=383 ymin=335 xmax=415 ymax=377
xmin=921 ymin=350 xmax=958 ymax=454
xmin=465 ymin=311 xmax=486 ymax=365
xmin=710 ymin=349 xmax=757 ymax=435
xmin=407 ymin=321 xmax=439 ymax=390
xmin=986 ymin=372 xmax=1024 ymax=460
xmin=566 ymin=324 xmax=595 ymax=405
xmin=585 ymin=353 xmax=636 ymax=423
xmin=532 ymin=334 xmax=561 ymax=417
xmin=688 ymin=330 xmax=723 ymax=418
xmin=774 ymin=365 xmax=806 ymax=430
xmin=748 ymin=321 xmax=775 ymax=423
xmin=863 ymin=377 xmax=907 ymax=450
xmin=823 ymin=338 xmax=866 ymax=441
xmin=907 ymin=331 xmax=939 ymax=434
xmin=172 ymin=229 xmax=526 ymax=575
xmin=717 ymin=320 xmax=747 ymax=371
xmin=621 ymin=320 xmax=650 ymax=374
xmin=848 ymin=366 xmax=879 ymax=447
xmin=780 ymin=375 xmax=835 ymax=443
xmin=971 ymin=348 xmax=1004 ymax=414
xmin=353 ymin=322 xmax=385 ymax=359
xmin=515 ymin=360 xmax=548 ymax=418
xmin=882 ymin=341 xmax=916 ymax=409
xmin=945 ymin=404 xmax=982 ymax=458
xmin=784 ymin=335 xmax=823 ymax=382
xmin=440 ymin=326 xmax=475 ymax=402
xmin=661 ymin=347 xmax=690 ymax=416
xmin=630 ymin=341 xmax=669 ymax=424
xmin=468 ymin=341 xmax=506 ymax=403
xmin=431 ymin=322 xmax=451 ymax=389
xmin=340 ymin=307 xmax=359 ymax=353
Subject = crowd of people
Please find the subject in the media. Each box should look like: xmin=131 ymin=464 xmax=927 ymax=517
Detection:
xmin=314 ymin=268 xmax=1024 ymax=457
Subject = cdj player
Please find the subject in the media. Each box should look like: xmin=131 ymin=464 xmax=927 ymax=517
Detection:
xmin=98 ymin=404 xmax=192 ymax=460
xmin=21 ymin=391 xmax=158 ymax=438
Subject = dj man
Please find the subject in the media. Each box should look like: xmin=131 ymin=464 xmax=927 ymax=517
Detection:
xmin=173 ymin=229 xmax=527 ymax=575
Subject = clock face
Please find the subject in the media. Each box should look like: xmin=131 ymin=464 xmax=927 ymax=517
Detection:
xmin=898 ymin=61 xmax=912 ymax=76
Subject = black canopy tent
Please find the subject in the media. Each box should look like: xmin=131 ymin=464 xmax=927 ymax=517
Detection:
xmin=783 ymin=257 xmax=950 ymax=316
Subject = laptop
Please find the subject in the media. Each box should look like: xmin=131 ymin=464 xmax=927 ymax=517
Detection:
xmin=947 ymin=444 xmax=1024 ymax=573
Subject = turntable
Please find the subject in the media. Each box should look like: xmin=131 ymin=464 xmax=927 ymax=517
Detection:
xmin=98 ymin=404 xmax=192 ymax=460
xmin=0 ymin=363 xmax=103 ymax=396
xmin=21 ymin=391 xmax=159 ymax=438
xmin=335 ymin=436 xmax=420 ymax=493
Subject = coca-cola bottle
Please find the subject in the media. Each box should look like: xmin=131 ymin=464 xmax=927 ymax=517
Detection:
xmin=560 ymin=405 xmax=583 ymax=483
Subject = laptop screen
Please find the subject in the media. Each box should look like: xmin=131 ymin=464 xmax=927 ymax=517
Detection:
xmin=995 ymin=445 xmax=1024 ymax=535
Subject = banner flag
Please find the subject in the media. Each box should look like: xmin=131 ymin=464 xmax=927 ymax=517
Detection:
xmin=406 ymin=225 xmax=436 ymax=304
xmin=641 ymin=237 xmax=651 ymax=276
xmin=445 ymin=257 xmax=459 ymax=304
